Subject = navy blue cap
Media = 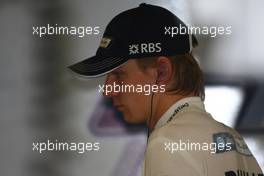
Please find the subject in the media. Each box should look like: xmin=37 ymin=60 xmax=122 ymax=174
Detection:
xmin=69 ymin=3 xmax=197 ymax=77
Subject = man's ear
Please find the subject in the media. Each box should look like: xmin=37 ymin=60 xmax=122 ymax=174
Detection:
xmin=156 ymin=56 xmax=173 ymax=84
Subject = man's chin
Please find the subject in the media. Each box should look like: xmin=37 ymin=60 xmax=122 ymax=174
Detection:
xmin=123 ymin=114 xmax=145 ymax=124
xmin=123 ymin=114 xmax=134 ymax=123
xmin=124 ymin=118 xmax=138 ymax=124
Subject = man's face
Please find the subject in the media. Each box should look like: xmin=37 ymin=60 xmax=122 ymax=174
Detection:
xmin=103 ymin=59 xmax=155 ymax=124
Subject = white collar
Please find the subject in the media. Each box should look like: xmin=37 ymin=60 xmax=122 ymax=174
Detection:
xmin=154 ymin=96 xmax=205 ymax=129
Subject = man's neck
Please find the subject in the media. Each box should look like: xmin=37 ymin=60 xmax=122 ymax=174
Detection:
xmin=148 ymin=93 xmax=195 ymax=131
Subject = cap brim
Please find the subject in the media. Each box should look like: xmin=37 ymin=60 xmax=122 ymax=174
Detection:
xmin=68 ymin=55 xmax=129 ymax=78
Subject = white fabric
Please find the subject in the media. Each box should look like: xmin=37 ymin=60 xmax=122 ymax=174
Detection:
xmin=142 ymin=97 xmax=263 ymax=176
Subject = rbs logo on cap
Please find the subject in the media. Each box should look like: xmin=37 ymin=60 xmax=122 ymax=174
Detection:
xmin=129 ymin=42 xmax=162 ymax=55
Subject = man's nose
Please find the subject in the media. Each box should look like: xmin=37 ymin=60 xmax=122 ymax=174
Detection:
xmin=103 ymin=75 xmax=120 ymax=97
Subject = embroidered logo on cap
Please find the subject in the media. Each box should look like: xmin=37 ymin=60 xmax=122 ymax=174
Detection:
xmin=100 ymin=37 xmax=112 ymax=48
xmin=129 ymin=44 xmax=139 ymax=54
xmin=128 ymin=42 xmax=162 ymax=55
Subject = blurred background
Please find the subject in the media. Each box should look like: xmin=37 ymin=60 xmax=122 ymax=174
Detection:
xmin=0 ymin=0 xmax=263 ymax=176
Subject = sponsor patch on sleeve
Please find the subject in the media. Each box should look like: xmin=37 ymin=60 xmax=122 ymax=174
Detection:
xmin=213 ymin=132 xmax=252 ymax=156
xmin=213 ymin=132 xmax=236 ymax=154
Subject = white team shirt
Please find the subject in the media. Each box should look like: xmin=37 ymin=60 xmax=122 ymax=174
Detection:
xmin=142 ymin=97 xmax=263 ymax=176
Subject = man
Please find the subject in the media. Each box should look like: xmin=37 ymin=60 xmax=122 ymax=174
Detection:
xmin=69 ymin=3 xmax=263 ymax=176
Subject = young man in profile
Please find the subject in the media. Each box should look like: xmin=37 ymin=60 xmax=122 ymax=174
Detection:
xmin=69 ymin=3 xmax=263 ymax=176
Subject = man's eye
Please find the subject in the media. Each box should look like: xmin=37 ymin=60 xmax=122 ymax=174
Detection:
xmin=116 ymin=72 xmax=124 ymax=78
xmin=111 ymin=71 xmax=125 ymax=79
xmin=116 ymin=73 xmax=123 ymax=79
